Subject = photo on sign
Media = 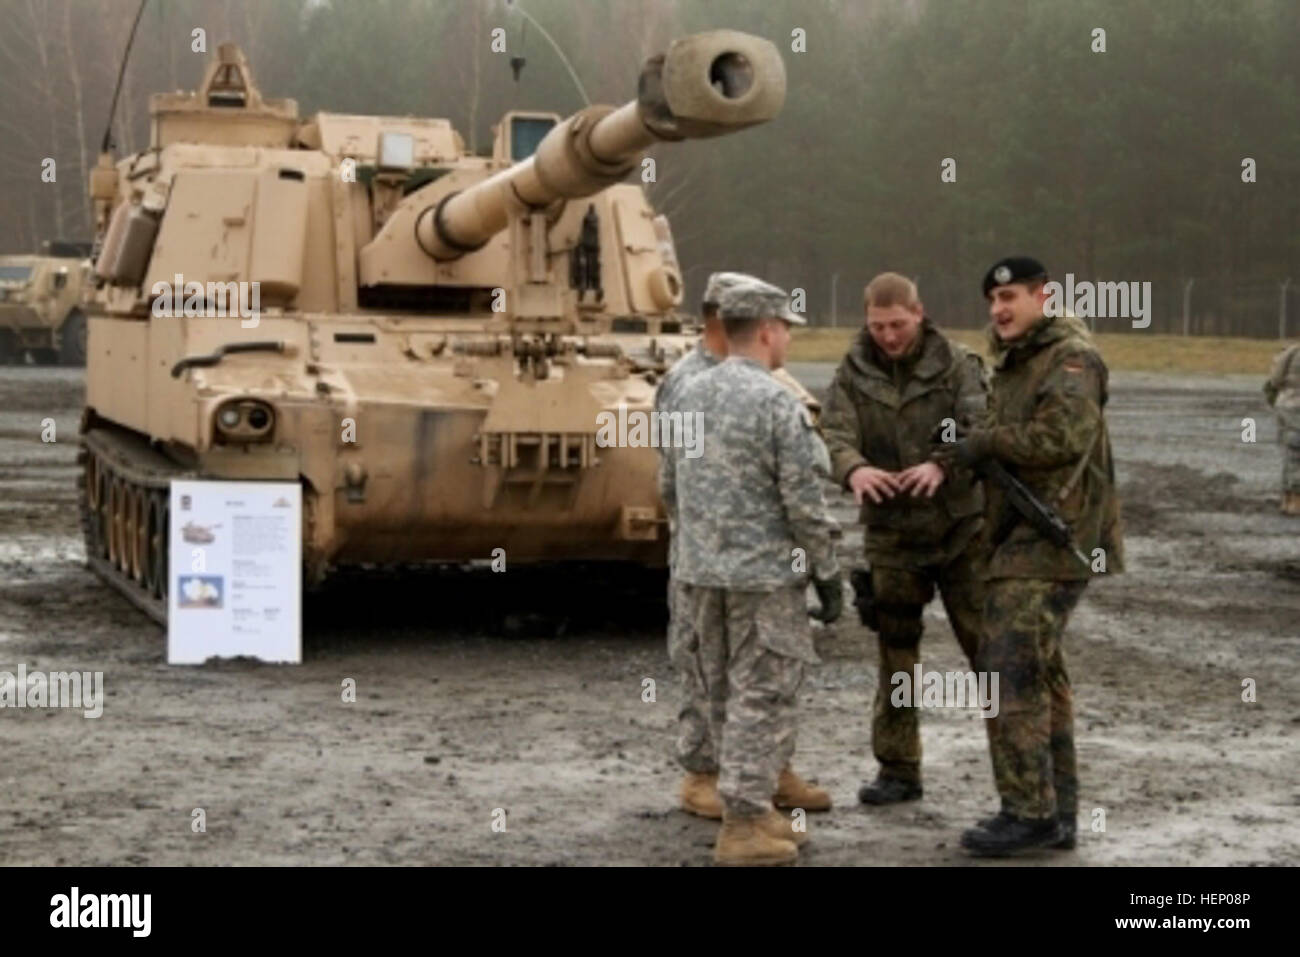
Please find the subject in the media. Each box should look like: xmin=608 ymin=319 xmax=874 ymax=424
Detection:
xmin=177 ymin=575 xmax=224 ymax=610
xmin=180 ymin=521 xmax=219 ymax=545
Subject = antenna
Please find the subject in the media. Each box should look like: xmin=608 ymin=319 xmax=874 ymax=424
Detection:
xmin=505 ymin=0 xmax=591 ymax=106
xmin=100 ymin=0 xmax=151 ymax=153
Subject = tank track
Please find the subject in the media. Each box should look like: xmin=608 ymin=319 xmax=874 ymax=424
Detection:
xmin=78 ymin=427 xmax=196 ymax=626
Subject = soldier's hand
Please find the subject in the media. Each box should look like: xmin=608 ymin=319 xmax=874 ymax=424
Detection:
xmin=896 ymin=462 xmax=946 ymax=498
xmin=932 ymin=431 xmax=992 ymax=471
xmin=847 ymin=466 xmax=900 ymax=505
xmin=810 ymin=576 xmax=844 ymax=624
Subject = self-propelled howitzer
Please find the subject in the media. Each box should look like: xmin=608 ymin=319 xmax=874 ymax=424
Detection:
xmin=78 ymin=32 xmax=786 ymax=623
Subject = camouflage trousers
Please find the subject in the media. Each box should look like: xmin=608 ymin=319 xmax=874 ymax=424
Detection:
xmin=672 ymin=582 xmax=817 ymax=817
xmin=869 ymin=546 xmax=984 ymax=785
xmin=1282 ymin=426 xmax=1300 ymax=493
xmin=667 ymin=578 xmax=717 ymax=774
xmin=979 ymin=578 xmax=1087 ymax=820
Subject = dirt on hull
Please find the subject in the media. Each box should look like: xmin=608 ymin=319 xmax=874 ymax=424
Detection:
xmin=0 ymin=366 xmax=1296 ymax=865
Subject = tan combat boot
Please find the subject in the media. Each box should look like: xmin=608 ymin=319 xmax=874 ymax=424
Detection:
xmin=714 ymin=813 xmax=798 ymax=866
xmin=773 ymin=767 xmax=833 ymax=812
xmin=679 ymin=772 xmax=723 ymax=819
xmin=759 ymin=807 xmax=810 ymax=847
xmin=1283 ymin=492 xmax=1300 ymax=516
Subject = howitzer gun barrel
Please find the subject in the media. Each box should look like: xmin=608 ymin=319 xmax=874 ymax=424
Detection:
xmin=417 ymin=30 xmax=786 ymax=261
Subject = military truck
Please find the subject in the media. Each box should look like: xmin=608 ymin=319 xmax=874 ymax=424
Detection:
xmin=79 ymin=34 xmax=786 ymax=622
xmin=0 ymin=241 xmax=92 ymax=365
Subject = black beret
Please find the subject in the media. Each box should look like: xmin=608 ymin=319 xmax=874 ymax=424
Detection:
xmin=982 ymin=256 xmax=1048 ymax=297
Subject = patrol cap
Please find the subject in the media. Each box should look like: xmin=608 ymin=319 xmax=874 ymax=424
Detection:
xmin=702 ymin=271 xmax=758 ymax=310
xmin=718 ymin=276 xmax=806 ymax=325
xmin=982 ymin=256 xmax=1049 ymax=298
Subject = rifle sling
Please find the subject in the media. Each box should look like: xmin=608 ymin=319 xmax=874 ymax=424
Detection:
xmin=1055 ymin=429 xmax=1101 ymax=505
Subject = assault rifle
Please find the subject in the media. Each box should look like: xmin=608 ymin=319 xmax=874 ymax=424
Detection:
xmin=977 ymin=459 xmax=1091 ymax=568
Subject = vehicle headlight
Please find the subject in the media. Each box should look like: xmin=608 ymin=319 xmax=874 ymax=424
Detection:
xmin=214 ymin=399 xmax=275 ymax=443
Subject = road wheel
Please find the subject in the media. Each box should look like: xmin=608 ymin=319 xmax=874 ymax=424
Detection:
xmin=59 ymin=310 xmax=87 ymax=366
xmin=126 ymin=485 xmax=145 ymax=583
xmin=95 ymin=467 xmax=112 ymax=560
xmin=0 ymin=330 xmax=15 ymax=365
xmin=149 ymin=491 xmax=170 ymax=602
xmin=109 ymin=478 xmax=129 ymax=573
xmin=143 ymin=490 xmax=164 ymax=595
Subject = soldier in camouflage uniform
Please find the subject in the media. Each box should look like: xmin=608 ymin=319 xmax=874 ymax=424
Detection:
xmin=820 ymin=272 xmax=989 ymax=805
xmin=657 ymin=272 xmax=831 ymax=821
xmin=937 ymin=256 xmax=1124 ymax=857
xmin=1264 ymin=342 xmax=1300 ymax=516
xmin=660 ymin=277 xmax=842 ymax=865
xmin=656 ymin=271 xmax=743 ymax=819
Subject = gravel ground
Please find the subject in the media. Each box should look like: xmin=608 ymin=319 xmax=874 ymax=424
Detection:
xmin=0 ymin=364 xmax=1297 ymax=866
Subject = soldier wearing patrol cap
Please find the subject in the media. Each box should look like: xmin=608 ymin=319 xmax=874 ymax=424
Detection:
xmin=656 ymin=273 xmax=830 ymax=823
xmin=654 ymin=270 xmax=745 ymax=822
xmin=936 ymin=255 xmax=1124 ymax=857
xmin=661 ymin=277 xmax=842 ymax=865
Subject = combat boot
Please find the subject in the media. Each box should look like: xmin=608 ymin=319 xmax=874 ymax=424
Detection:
xmin=714 ymin=814 xmax=798 ymax=866
xmin=679 ymin=771 xmax=722 ymax=819
xmin=858 ymin=775 xmax=922 ymax=805
xmin=1054 ymin=813 xmax=1077 ymax=850
xmin=977 ymin=806 xmax=1076 ymax=850
xmin=960 ymin=813 xmax=1059 ymax=857
xmin=976 ymin=801 xmax=1010 ymax=828
xmin=1283 ymin=492 xmax=1300 ymax=516
xmin=758 ymin=808 xmax=810 ymax=847
xmin=773 ymin=767 xmax=832 ymax=812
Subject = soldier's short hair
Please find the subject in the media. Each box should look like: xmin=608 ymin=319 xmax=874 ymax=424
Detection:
xmin=722 ymin=316 xmax=764 ymax=343
xmin=864 ymin=272 xmax=920 ymax=310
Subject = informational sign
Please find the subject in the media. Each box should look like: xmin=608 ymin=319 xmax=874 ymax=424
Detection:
xmin=167 ymin=480 xmax=301 ymax=665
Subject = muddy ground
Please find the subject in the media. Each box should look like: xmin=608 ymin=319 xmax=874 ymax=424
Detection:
xmin=0 ymin=363 xmax=1296 ymax=866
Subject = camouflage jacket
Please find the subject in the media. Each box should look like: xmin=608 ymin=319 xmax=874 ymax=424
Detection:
xmin=655 ymin=341 xmax=719 ymax=572
xmin=660 ymin=356 xmax=840 ymax=590
xmin=979 ymin=315 xmax=1124 ymax=580
xmin=820 ymin=321 xmax=988 ymax=568
xmin=1264 ymin=342 xmax=1300 ymax=432
xmin=656 ymin=342 xmax=829 ymax=510
xmin=772 ymin=367 xmax=823 ymax=422
xmin=655 ymin=341 xmax=719 ymax=422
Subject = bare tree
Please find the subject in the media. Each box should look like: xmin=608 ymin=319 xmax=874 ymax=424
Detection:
xmin=24 ymin=0 xmax=66 ymax=237
xmin=61 ymin=0 xmax=92 ymax=237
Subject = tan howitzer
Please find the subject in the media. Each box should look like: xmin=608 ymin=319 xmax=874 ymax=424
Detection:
xmin=415 ymin=30 xmax=786 ymax=261
xmin=79 ymin=28 xmax=789 ymax=625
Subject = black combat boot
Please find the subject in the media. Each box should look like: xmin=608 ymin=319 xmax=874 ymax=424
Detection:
xmin=978 ymin=805 xmax=1076 ymax=850
xmin=960 ymin=812 xmax=1060 ymax=857
xmin=857 ymin=776 xmax=922 ymax=805
xmin=977 ymin=802 xmax=1010 ymax=829
xmin=1053 ymin=813 xmax=1077 ymax=850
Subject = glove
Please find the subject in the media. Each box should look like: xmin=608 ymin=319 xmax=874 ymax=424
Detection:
xmin=810 ymin=576 xmax=844 ymax=624
xmin=848 ymin=568 xmax=879 ymax=631
xmin=932 ymin=430 xmax=993 ymax=471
